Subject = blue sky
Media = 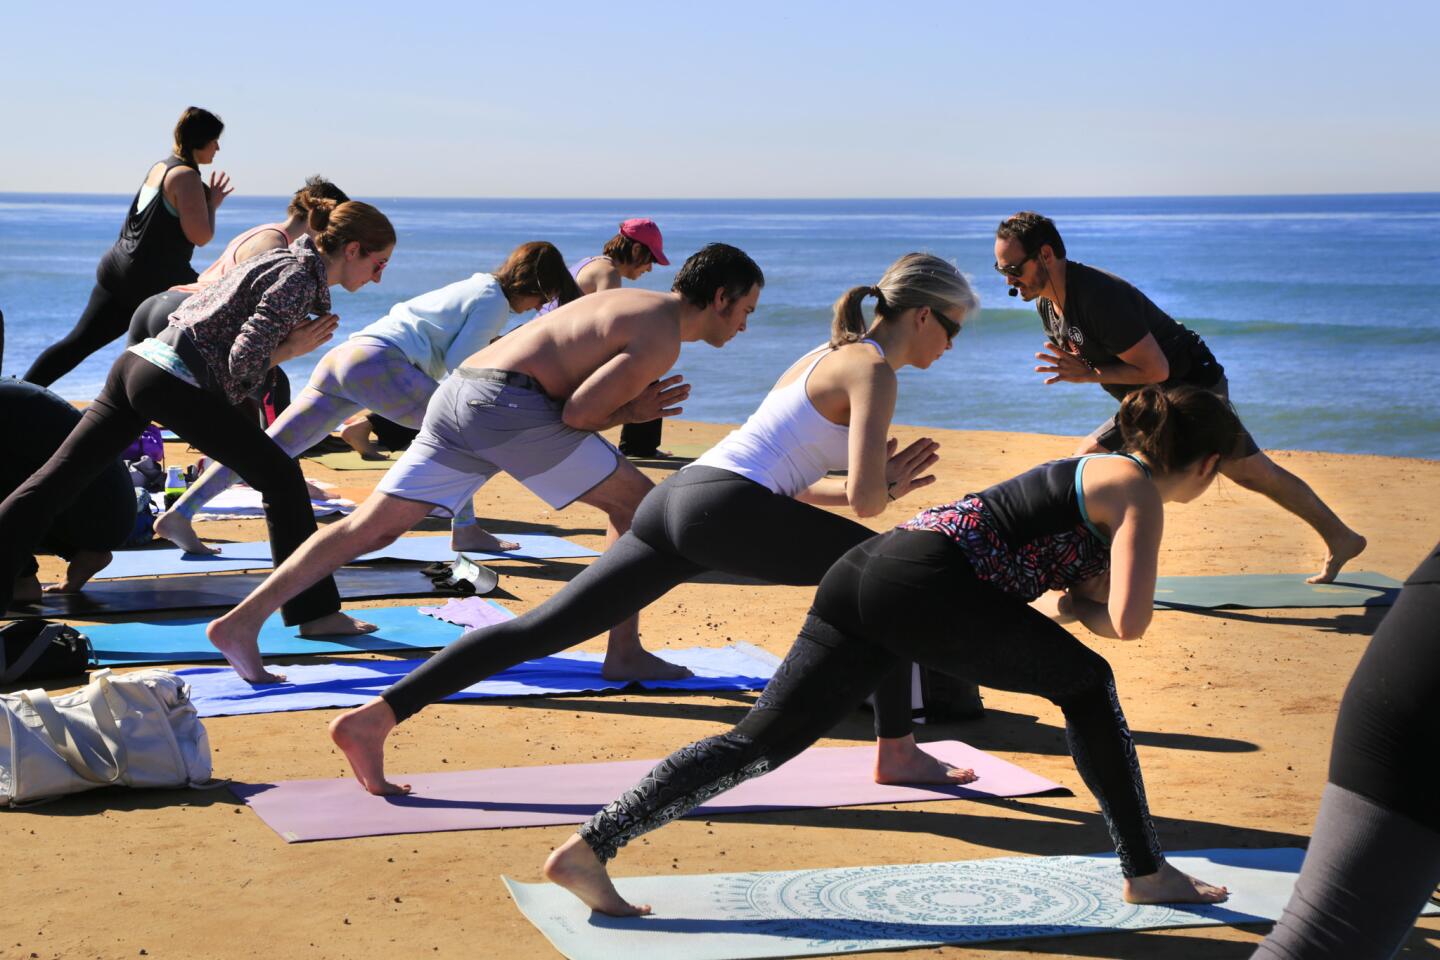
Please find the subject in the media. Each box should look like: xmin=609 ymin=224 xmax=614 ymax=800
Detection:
xmin=3 ymin=1 xmax=1436 ymax=198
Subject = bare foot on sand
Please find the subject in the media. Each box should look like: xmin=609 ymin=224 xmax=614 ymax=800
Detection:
xmin=1308 ymin=529 xmax=1367 ymax=583
xmin=340 ymin=420 xmax=387 ymax=460
xmin=42 ymin=549 xmax=113 ymax=594
xmin=544 ymin=836 xmax=651 ymax=917
xmin=450 ymin=525 xmax=520 ymax=553
xmin=12 ymin=573 xmax=42 ymax=603
xmin=299 ymin=612 xmax=379 ymax=637
xmin=601 ymin=647 xmax=693 ymax=681
xmin=329 ymin=699 xmax=410 ymax=795
xmin=1124 ymin=862 xmax=1229 ymax=904
xmin=206 ymin=616 xmax=285 ymax=684
xmin=874 ymin=735 xmax=978 ymax=785
xmin=154 ymin=510 xmax=220 ymax=555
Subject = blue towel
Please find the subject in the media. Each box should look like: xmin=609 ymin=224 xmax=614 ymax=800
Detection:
xmin=177 ymin=643 xmax=781 ymax=717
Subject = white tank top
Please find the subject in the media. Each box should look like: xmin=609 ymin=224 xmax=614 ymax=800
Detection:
xmin=693 ymin=340 xmax=884 ymax=496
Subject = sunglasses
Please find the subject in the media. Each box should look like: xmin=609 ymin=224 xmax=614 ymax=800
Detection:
xmin=992 ymin=252 xmax=1035 ymax=278
xmin=930 ymin=306 xmax=962 ymax=342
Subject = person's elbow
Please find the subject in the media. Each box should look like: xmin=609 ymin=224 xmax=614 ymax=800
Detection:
xmin=1140 ymin=356 xmax=1169 ymax=383
xmin=561 ymin=404 xmax=605 ymax=432
xmin=848 ymin=489 xmax=888 ymax=519
xmin=182 ymin=222 xmax=216 ymax=246
xmin=1113 ymin=609 xmax=1153 ymax=640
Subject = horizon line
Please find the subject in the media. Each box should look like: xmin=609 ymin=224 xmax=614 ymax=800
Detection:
xmin=3 ymin=190 xmax=1438 ymax=202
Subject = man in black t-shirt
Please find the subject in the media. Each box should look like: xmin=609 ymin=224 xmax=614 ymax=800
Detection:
xmin=993 ymin=211 xmax=1366 ymax=583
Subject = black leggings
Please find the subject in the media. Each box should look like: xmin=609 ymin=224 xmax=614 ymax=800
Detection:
xmin=578 ymin=528 xmax=1166 ymax=879
xmin=382 ymin=466 xmax=916 ymax=737
xmin=24 ymin=268 xmax=174 ymax=386
xmin=126 ymin=290 xmax=192 ymax=346
xmin=0 ymin=352 xmax=340 ymax=624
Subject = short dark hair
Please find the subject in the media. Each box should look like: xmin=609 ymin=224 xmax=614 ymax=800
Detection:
xmin=601 ymin=233 xmax=653 ymax=267
xmin=172 ymin=106 xmax=224 ymax=165
xmin=996 ymin=211 xmax=1066 ymax=259
xmin=672 ymin=243 xmax=763 ymax=309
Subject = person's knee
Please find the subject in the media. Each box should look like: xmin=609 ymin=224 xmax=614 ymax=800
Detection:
xmin=1057 ymin=647 xmax=1117 ymax=705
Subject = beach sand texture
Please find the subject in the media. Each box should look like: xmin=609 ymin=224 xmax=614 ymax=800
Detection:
xmin=6 ymin=419 xmax=1439 ymax=959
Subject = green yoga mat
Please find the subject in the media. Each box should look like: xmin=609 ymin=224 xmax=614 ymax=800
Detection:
xmin=303 ymin=448 xmax=403 ymax=470
xmin=506 ymin=847 xmax=1439 ymax=960
xmin=1153 ymin=571 xmax=1402 ymax=609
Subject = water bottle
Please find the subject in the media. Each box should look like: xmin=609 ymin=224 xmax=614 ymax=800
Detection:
xmin=164 ymin=465 xmax=187 ymax=509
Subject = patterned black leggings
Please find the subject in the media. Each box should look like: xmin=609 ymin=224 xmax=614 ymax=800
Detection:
xmin=579 ymin=527 xmax=1166 ymax=878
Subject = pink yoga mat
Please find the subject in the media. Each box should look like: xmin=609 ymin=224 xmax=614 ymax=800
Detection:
xmin=232 ymin=740 xmax=1065 ymax=842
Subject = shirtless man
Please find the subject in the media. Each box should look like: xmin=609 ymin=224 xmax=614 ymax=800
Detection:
xmin=205 ymin=243 xmax=764 ymax=683
xmin=995 ymin=211 xmax=1365 ymax=582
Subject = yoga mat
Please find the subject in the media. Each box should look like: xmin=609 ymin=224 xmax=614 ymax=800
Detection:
xmin=419 ymin=596 xmax=519 ymax=629
xmin=182 ymin=643 xmax=779 ymax=718
xmin=303 ymin=448 xmax=403 ymax=471
xmin=504 ymin=848 xmax=1440 ymax=960
xmin=189 ymin=488 xmax=355 ymax=520
xmin=230 ymin=740 xmax=1064 ymax=842
xmin=5 ymin=565 xmax=461 ymax=620
xmin=91 ymin=533 xmax=598 ymax=580
xmin=82 ymin=603 xmax=479 ymax=667
xmin=1153 ymin=571 xmax=1402 ymax=609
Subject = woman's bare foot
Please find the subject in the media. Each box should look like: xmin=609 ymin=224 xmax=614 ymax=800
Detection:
xmin=1124 ymin=862 xmax=1229 ymax=904
xmin=299 ymin=611 xmax=379 ymax=637
xmin=41 ymin=549 xmax=112 ymax=594
xmin=450 ymin=525 xmax=520 ymax=553
xmin=154 ymin=510 xmax=220 ymax=555
xmin=205 ymin=617 xmax=285 ymax=684
xmin=12 ymin=573 xmax=42 ymax=603
xmin=544 ymin=836 xmax=651 ymax=917
xmin=305 ymin=479 xmax=333 ymax=500
xmin=1308 ymin=529 xmax=1367 ymax=584
xmin=329 ymin=699 xmax=410 ymax=795
xmin=601 ymin=647 xmax=694 ymax=681
xmin=874 ymin=735 xmax=978 ymax=785
xmin=340 ymin=420 xmax=387 ymax=460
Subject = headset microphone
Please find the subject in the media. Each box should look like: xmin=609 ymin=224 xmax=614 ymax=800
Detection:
xmin=1008 ymin=287 xmax=1018 ymax=297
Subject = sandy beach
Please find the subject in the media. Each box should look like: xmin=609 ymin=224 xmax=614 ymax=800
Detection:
xmin=7 ymin=418 xmax=1439 ymax=960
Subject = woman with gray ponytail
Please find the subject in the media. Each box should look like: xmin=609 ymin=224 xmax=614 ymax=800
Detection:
xmin=326 ymin=252 xmax=979 ymax=797
xmin=546 ymin=383 xmax=1245 ymax=916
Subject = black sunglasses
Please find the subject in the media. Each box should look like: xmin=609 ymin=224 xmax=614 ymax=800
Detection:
xmin=992 ymin=252 xmax=1035 ymax=278
xmin=930 ymin=306 xmax=961 ymax=341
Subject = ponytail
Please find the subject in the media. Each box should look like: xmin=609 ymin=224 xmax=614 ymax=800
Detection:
xmin=313 ymin=201 xmax=396 ymax=256
xmin=495 ymin=241 xmax=582 ymax=306
xmin=1118 ymin=384 xmax=1243 ymax=473
xmin=288 ymin=175 xmax=349 ymax=232
xmin=830 ymin=286 xmax=879 ymax=348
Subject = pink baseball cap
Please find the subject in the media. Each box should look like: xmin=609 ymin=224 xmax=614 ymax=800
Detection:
xmin=619 ymin=218 xmax=669 ymax=266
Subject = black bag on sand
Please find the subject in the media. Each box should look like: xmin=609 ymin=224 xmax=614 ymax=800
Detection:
xmin=915 ymin=667 xmax=985 ymax=722
xmin=0 ymin=620 xmax=93 ymax=685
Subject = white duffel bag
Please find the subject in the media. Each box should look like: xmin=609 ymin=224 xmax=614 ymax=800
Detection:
xmin=1 ymin=668 xmax=214 ymax=806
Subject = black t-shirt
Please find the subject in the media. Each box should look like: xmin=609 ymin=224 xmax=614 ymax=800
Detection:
xmin=1037 ymin=261 xmax=1223 ymax=401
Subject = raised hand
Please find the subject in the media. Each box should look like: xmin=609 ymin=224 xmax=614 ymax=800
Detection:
xmin=208 ymin=170 xmax=234 ymax=210
xmin=623 ymin=374 xmax=690 ymax=423
xmin=884 ymin=436 xmax=940 ymax=500
xmin=1034 ymin=342 xmax=1094 ymax=384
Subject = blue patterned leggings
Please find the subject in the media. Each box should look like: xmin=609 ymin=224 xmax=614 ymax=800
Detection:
xmin=170 ymin=337 xmax=474 ymax=526
xmin=579 ymin=527 xmax=1166 ymax=878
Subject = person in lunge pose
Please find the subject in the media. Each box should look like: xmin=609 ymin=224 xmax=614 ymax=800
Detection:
xmin=0 ymin=202 xmax=397 ymax=656
xmin=26 ymin=106 xmax=232 ymax=386
xmin=543 ymin=383 xmax=1245 ymax=915
xmin=996 ymin=211 xmax=1365 ymax=583
xmin=153 ymin=240 xmax=581 ymax=556
xmin=1251 ymin=539 xmax=1440 ymax=960
xmin=327 ymin=253 xmax=981 ymax=795
xmin=205 ymin=244 xmax=765 ymax=684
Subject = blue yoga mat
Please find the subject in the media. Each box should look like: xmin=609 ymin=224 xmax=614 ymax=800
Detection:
xmin=506 ymin=847 xmax=1440 ymax=960
xmin=81 ymin=603 xmax=505 ymax=667
xmin=92 ymin=533 xmax=598 ymax=580
xmin=176 ymin=643 xmax=781 ymax=717
xmin=1153 ymin=571 xmax=1402 ymax=609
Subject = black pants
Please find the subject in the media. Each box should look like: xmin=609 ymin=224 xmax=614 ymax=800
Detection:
xmin=126 ymin=290 xmax=192 ymax=346
xmin=619 ymin=418 xmax=663 ymax=457
xmin=25 ymin=272 xmax=169 ymax=386
xmin=578 ymin=528 xmax=1166 ymax=878
xmin=382 ymin=466 xmax=915 ymax=737
xmin=0 ymin=353 xmax=340 ymax=624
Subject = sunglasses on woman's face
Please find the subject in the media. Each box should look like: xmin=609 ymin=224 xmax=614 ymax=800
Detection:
xmin=992 ymin=252 xmax=1035 ymax=278
xmin=931 ymin=306 xmax=961 ymax=342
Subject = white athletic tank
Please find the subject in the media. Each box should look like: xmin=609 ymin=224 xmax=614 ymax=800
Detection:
xmin=692 ymin=340 xmax=884 ymax=496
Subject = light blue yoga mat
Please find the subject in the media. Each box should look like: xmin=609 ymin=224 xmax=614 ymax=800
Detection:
xmin=91 ymin=533 xmax=599 ymax=580
xmin=81 ymin=603 xmax=497 ymax=667
xmin=1153 ymin=571 xmax=1402 ymax=609
xmin=506 ymin=847 xmax=1440 ymax=960
xmin=177 ymin=643 xmax=781 ymax=717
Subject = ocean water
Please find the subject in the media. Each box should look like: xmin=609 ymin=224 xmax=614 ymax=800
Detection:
xmin=1 ymin=193 xmax=1436 ymax=459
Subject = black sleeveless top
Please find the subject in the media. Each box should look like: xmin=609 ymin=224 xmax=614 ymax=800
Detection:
xmin=98 ymin=156 xmax=206 ymax=292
